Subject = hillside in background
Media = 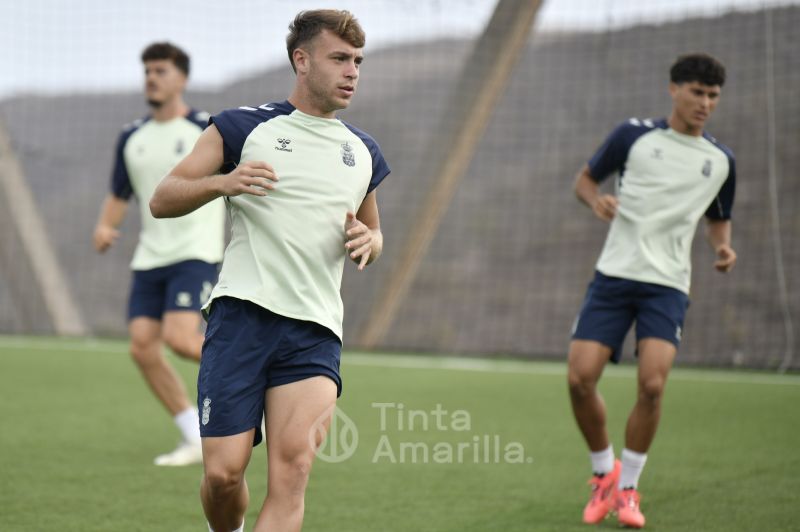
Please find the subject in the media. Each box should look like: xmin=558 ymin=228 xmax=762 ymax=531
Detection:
xmin=1 ymin=6 xmax=797 ymax=368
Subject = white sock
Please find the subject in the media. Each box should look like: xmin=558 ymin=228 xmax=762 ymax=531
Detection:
xmin=589 ymin=445 xmax=615 ymax=476
xmin=618 ymin=448 xmax=648 ymax=490
xmin=174 ymin=407 xmax=201 ymax=444
xmin=208 ymin=521 xmax=244 ymax=532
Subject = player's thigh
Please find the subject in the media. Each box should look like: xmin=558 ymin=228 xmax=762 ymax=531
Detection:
xmin=265 ymin=376 xmax=338 ymax=464
xmin=636 ymin=338 xmax=676 ymax=392
xmin=568 ymin=340 xmax=612 ymax=384
xmin=162 ymin=310 xmax=203 ymax=342
xmin=202 ymin=430 xmax=255 ymax=480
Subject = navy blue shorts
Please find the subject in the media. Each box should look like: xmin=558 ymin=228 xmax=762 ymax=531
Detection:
xmin=197 ymin=296 xmax=342 ymax=446
xmin=572 ymin=271 xmax=690 ymax=363
xmin=128 ymin=260 xmax=219 ymax=320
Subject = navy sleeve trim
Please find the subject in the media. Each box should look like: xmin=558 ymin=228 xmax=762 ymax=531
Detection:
xmin=587 ymin=118 xmax=664 ymax=183
xmin=186 ymin=109 xmax=211 ymax=130
xmin=705 ymin=151 xmax=736 ymax=220
xmin=209 ymin=102 xmax=293 ymax=173
xmin=343 ymin=122 xmax=391 ymax=193
xmin=110 ymin=118 xmax=148 ymax=200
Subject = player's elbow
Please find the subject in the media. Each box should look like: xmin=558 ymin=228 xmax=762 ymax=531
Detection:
xmin=149 ymin=194 xmax=169 ymax=218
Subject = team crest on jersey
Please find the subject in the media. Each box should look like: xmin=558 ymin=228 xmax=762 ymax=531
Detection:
xmin=201 ymin=397 xmax=212 ymax=425
xmin=701 ymin=159 xmax=712 ymax=177
xmin=341 ymin=142 xmax=355 ymax=167
xmin=175 ymin=139 xmax=184 ymax=155
xmin=275 ymin=138 xmax=292 ymax=152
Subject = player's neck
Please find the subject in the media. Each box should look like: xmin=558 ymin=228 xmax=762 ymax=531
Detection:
xmin=667 ymin=112 xmax=703 ymax=137
xmin=150 ymin=97 xmax=189 ymax=122
xmin=287 ymin=88 xmax=337 ymax=119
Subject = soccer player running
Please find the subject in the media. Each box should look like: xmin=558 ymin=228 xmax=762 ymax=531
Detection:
xmin=149 ymin=10 xmax=389 ymax=532
xmin=567 ymin=53 xmax=736 ymax=528
xmin=93 ymin=42 xmax=224 ymax=466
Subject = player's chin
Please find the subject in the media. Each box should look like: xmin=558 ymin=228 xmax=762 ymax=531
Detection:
xmin=334 ymin=87 xmax=356 ymax=104
xmin=691 ymin=115 xmax=708 ymax=129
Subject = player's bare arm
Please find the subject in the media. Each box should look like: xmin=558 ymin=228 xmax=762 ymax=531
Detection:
xmin=93 ymin=194 xmax=128 ymax=252
xmin=706 ymin=219 xmax=736 ymax=273
xmin=573 ymin=164 xmax=618 ymax=222
xmin=345 ymin=190 xmax=382 ymax=271
xmin=150 ymin=124 xmax=279 ymax=218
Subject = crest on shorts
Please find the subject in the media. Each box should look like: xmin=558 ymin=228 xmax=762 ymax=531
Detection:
xmin=701 ymin=159 xmax=712 ymax=177
xmin=175 ymin=291 xmax=192 ymax=307
xmin=200 ymin=281 xmax=213 ymax=305
xmin=201 ymin=397 xmax=212 ymax=425
xmin=341 ymin=142 xmax=355 ymax=167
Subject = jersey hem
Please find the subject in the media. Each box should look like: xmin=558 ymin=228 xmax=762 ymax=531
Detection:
xmin=595 ymin=267 xmax=690 ymax=295
xmin=203 ymin=292 xmax=343 ymax=342
xmin=130 ymin=253 xmax=224 ymax=271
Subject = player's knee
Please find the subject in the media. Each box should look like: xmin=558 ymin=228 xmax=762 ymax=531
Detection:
xmin=129 ymin=338 xmax=158 ymax=367
xmin=284 ymin=453 xmax=313 ymax=481
xmin=204 ymin=466 xmax=244 ymax=498
xmin=638 ymin=377 xmax=666 ymax=405
xmin=274 ymin=449 xmax=314 ymax=490
xmin=567 ymin=371 xmax=597 ymax=399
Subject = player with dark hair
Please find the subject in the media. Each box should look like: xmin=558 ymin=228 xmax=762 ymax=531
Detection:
xmin=93 ymin=42 xmax=224 ymax=467
xmin=150 ymin=10 xmax=389 ymax=532
xmin=566 ymin=53 xmax=735 ymax=528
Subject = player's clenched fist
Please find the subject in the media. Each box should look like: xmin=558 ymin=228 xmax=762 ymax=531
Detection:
xmin=218 ymin=161 xmax=279 ymax=197
xmin=713 ymin=243 xmax=737 ymax=273
xmin=93 ymin=224 xmax=120 ymax=253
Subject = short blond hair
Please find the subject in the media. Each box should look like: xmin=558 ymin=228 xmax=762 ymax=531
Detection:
xmin=286 ymin=10 xmax=365 ymax=72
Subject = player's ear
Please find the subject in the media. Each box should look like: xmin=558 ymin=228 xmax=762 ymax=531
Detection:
xmin=668 ymin=82 xmax=679 ymax=99
xmin=293 ymin=48 xmax=311 ymax=74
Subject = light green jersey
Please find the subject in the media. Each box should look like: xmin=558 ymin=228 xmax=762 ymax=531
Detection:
xmin=588 ymin=118 xmax=736 ymax=294
xmin=111 ymin=110 xmax=225 ymax=270
xmin=205 ymin=101 xmax=391 ymax=340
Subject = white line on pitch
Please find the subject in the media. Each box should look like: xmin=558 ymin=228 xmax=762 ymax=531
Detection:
xmin=1 ymin=336 xmax=798 ymax=387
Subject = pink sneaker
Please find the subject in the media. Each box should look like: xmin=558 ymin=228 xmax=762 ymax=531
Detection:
xmin=616 ymin=488 xmax=645 ymax=528
xmin=582 ymin=459 xmax=621 ymax=524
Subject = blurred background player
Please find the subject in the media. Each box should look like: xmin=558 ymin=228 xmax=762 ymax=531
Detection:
xmin=565 ymin=53 xmax=736 ymax=528
xmin=92 ymin=42 xmax=225 ymax=466
xmin=150 ymin=9 xmax=389 ymax=532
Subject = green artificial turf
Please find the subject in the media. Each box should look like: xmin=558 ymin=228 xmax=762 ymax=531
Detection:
xmin=1 ymin=336 xmax=798 ymax=531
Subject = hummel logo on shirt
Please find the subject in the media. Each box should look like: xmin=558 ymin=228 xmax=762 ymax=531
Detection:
xmin=275 ymin=138 xmax=292 ymax=152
